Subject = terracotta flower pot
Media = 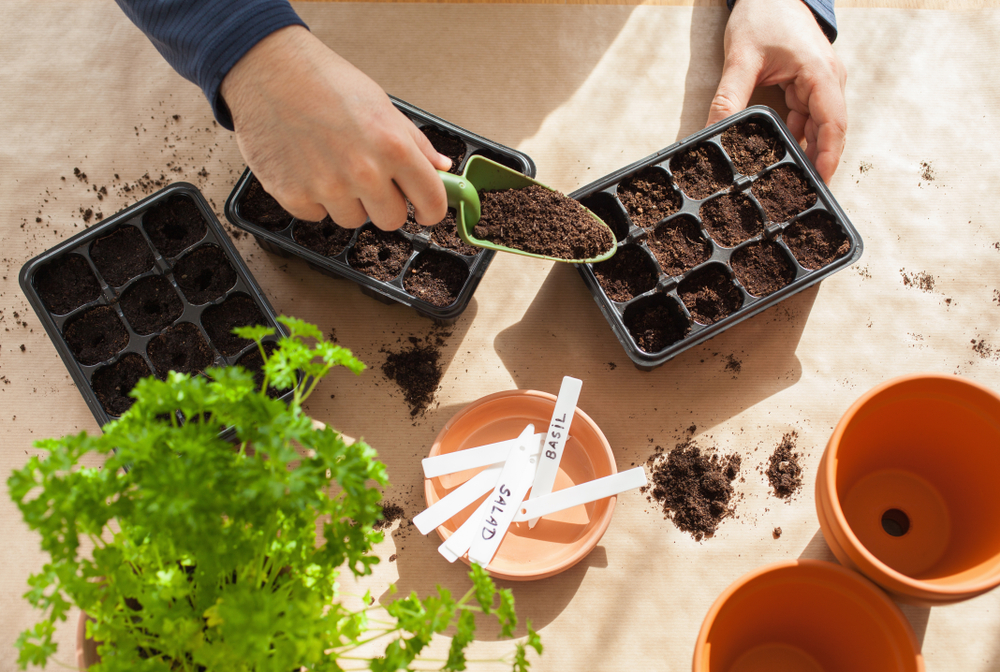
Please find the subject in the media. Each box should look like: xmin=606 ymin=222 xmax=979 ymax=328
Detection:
xmin=694 ymin=560 xmax=924 ymax=672
xmin=816 ymin=373 xmax=1000 ymax=606
xmin=76 ymin=611 xmax=99 ymax=668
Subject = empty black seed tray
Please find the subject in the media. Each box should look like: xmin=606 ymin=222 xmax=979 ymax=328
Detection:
xmin=20 ymin=182 xmax=297 ymax=431
xmin=571 ymin=105 xmax=863 ymax=371
xmin=224 ymin=96 xmax=537 ymax=324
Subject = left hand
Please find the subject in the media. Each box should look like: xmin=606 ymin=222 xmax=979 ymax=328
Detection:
xmin=706 ymin=0 xmax=847 ymax=183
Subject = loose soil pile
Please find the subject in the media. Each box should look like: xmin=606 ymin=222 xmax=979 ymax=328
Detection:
xmin=90 ymin=226 xmax=154 ymax=287
xmin=671 ymin=143 xmax=732 ymax=200
xmin=374 ymin=502 xmax=406 ymax=530
xmin=721 ymin=119 xmax=786 ymax=176
xmin=617 ymin=167 xmax=681 ymax=229
xmin=766 ymin=432 xmax=803 ymax=499
xmin=473 ymin=185 xmax=614 ymax=260
xmin=648 ymin=441 xmax=741 ymax=541
xmin=381 ymin=331 xmax=449 ymax=417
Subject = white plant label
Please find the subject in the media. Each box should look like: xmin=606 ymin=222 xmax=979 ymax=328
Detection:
xmin=526 ymin=376 xmax=582 ymax=528
xmin=421 ymin=433 xmax=545 ymax=479
xmin=513 ymin=468 xmax=648 ymax=522
xmin=413 ymin=465 xmax=503 ymax=535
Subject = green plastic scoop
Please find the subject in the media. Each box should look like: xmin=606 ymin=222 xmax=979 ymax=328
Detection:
xmin=438 ymin=155 xmax=617 ymax=264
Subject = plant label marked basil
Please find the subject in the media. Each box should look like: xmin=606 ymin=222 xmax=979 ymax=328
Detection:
xmin=421 ymin=432 xmax=545 ymax=479
xmin=467 ymin=425 xmax=538 ymax=567
xmin=513 ymin=468 xmax=648 ymax=522
xmin=526 ymin=376 xmax=583 ymax=528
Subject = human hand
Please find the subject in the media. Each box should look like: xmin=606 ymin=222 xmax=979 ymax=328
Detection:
xmin=220 ymin=25 xmax=452 ymax=230
xmin=706 ymin=0 xmax=847 ymax=182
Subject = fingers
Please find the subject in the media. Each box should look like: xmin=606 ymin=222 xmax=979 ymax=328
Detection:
xmin=706 ymin=53 xmax=759 ymax=128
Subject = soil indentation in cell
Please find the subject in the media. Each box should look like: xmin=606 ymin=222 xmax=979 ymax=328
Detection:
xmin=671 ymin=143 xmax=733 ymax=200
xmin=721 ymin=119 xmax=786 ymax=176
xmin=592 ymin=245 xmax=658 ymax=302
xmin=144 ymin=195 xmax=208 ymax=257
xmin=35 ymin=254 xmax=102 ymax=315
xmin=731 ymin=240 xmax=796 ymax=297
xmin=92 ymin=352 xmax=152 ymax=416
xmin=293 ymin=216 xmax=354 ymax=257
xmin=174 ymin=245 xmax=237 ymax=304
xmin=617 ymin=167 xmax=682 ymax=229
xmin=700 ymin=193 xmax=764 ymax=248
xmin=473 ymin=185 xmax=613 ymax=260
xmin=201 ymin=294 xmax=268 ymax=357
xmin=403 ymin=251 xmax=469 ymax=307
xmin=120 ymin=275 xmax=184 ymax=335
xmin=90 ymin=226 xmax=155 ymax=287
xmin=783 ymin=211 xmax=850 ymax=270
xmin=147 ymin=322 xmax=215 ymax=378
xmin=421 ymin=126 xmax=466 ymax=174
xmin=239 ymin=176 xmax=292 ymax=232
xmin=348 ymin=227 xmax=413 ymax=281
xmin=679 ymin=266 xmax=743 ymax=325
xmin=623 ymin=295 xmax=690 ymax=354
xmin=63 ymin=305 xmax=129 ymax=365
xmin=752 ymin=165 xmax=817 ymax=223
xmin=647 ymin=215 xmax=712 ymax=277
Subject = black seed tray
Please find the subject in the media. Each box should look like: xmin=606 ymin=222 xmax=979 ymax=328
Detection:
xmin=19 ymin=182 xmax=296 ymax=433
xmin=224 ymin=96 xmax=537 ymax=324
xmin=571 ymin=106 xmax=863 ymax=371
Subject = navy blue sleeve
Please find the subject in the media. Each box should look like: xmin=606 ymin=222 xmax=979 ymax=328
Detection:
xmin=115 ymin=0 xmax=308 ymax=130
xmin=727 ymin=0 xmax=837 ymax=43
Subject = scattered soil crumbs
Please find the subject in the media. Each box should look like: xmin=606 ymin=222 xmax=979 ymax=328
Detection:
xmin=900 ymin=268 xmax=935 ymax=292
xmin=766 ymin=432 xmax=803 ymax=499
xmin=381 ymin=330 xmax=450 ymax=417
xmin=375 ymin=502 xmax=406 ymax=530
xmin=772 ymin=526 xmax=782 ymax=539
xmin=920 ymin=161 xmax=935 ymax=182
xmin=473 ymin=185 xmax=613 ymax=260
xmin=647 ymin=441 xmax=741 ymax=541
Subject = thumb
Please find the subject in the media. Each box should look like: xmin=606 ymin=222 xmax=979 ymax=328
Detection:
xmin=410 ymin=125 xmax=453 ymax=172
xmin=706 ymin=56 xmax=759 ymax=128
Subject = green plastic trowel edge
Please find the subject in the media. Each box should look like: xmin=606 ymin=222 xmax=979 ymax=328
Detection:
xmin=438 ymin=156 xmax=617 ymax=264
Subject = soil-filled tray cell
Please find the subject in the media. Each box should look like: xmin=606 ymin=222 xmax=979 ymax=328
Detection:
xmin=623 ymin=294 xmax=691 ymax=354
xmin=731 ymin=240 xmax=796 ymax=297
xmin=422 ymin=126 xmax=466 ymax=174
xmin=202 ymin=293 xmax=268 ymax=357
xmin=63 ymin=305 xmax=129 ymax=366
xmin=90 ymin=226 xmax=155 ymax=287
xmin=403 ymin=250 xmax=469 ymax=307
xmin=592 ymin=245 xmax=659 ymax=303
xmin=700 ymin=192 xmax=764 ymax=248
xmin=429 ymin=210 xmax=479 ymax=256
xmin=670 ymin=143 xmax=733 ymax=200
xmin=120 ymin=274 xmax=184 ymax=335
xmin=34 ymin=254 xmax=102 ymax=315
xmin=147 ymin=322 xmax=215 ymax=378
xmin=236 ymin=342 xmax=288 ymax=399
xmin=143 ymin=194 xmax=208 ymax=257
xmin=647 ymin=215 xmax=712 ymax=277
xmin=751 ymin=164 xmax=817 ymax=224
xmin=173 ymin=245 xmax=237 ymax=305
xmin=293 ymin=217 xmax=354 ymax=258
xmin=92 ymin=352 xmax=153 ymax=416
xmin=616 ymin=166 xmax=682 ymax=229
xmin=239 ymin=175 xmax=293 ymax=232
xmin=783 ymin=211 xmax=851 ymax=270
xmin=678 ymin=265 xmax=743 ymax=325
xmin=579 ymin=192 xmax=631 ymax=243
xmin=348 ymin=226 xmax=413 ymax=281
xmin=721 ymin=118 xmax=786 ymax=176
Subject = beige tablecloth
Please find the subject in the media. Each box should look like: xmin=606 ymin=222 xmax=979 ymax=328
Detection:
xmin=2 ymin=2 xmax=1000 ymax=670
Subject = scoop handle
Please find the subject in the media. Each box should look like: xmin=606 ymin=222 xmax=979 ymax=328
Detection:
xmin=439 ymin=170 xmax=481 ymax=227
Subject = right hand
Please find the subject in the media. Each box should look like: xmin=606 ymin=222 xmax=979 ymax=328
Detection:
xmin=220 ymin=25 xmax=452 ymax=230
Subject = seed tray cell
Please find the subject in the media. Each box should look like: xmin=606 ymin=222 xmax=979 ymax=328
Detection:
xmin=20 ymin=182 xmax=295 ymax=431
xmin=225 ymin=96 xmax=537 ymax=324
xmin=571 ymin=106 xmax=863 ymax=371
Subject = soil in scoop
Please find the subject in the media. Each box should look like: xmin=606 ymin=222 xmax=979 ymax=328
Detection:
xmin=731 ymin=240 xmax=796 ymax=297
xmin=240 ymin=176 xmax=292 ymax=232
xmin=422 ymin=127 xmax=465 ymax=174
xmin=721 ymin=119 xmax=786 ymax=176
xmin=201 ymin=294 xmax=267 ymax=357
xmin=592 ymin=245 xmax=658 ymax=302
xmin=700 ymin=193 xmax=764 ymax=248
xmin=647 ymin=216 xmax=712 ymax=277
xmin=671 ymin=143 xmax=733 ymax=200
xmin=623 ymin=296 xmax=690 ymax=353
xmin=120 ymin=275 xmax=184 ymax=335
xmin=648 ymin=440 xmax=741 ymax=541
xmin=472 ymin=185 xmax=613 ymax=260
xmin=173 ymin=245 xmax=237 ymax=305
xmin=147 ymin=322 xmax=215 ymax=378
xmin=92 ymin=352 xmax=152 ymax=416
xmin=678 ymin=266 xmax=743 ymax=325
xmin=381 ymin=331 xmax=449 ymax=417
xmin=783 ymin=211 xmax=850 ymax=270
xmin=90 ymin=226 xmax=155 ymax=287
xmin=751 ymin=165 xmax=817 ymax=223
xmin=35 ymin=254 xmax=102 ymax=315
xmin=348 ymin=227 xmax=413 ymax=281
xmin=143 ymin=195 xmax=208 ymax=257
xmin=766 ymin=432 xmax=803 ymax=499
xmin=617 ymin=167 xmax=682 ymax=229
xmin=63 ymin=305 xmax=129 ymax=365
xmin=403 ymin=251 xmax=469 ymax=307
xmin=293 ymin=216 xmax=354 ymax=257
xmin=236 ymin=342 xmax=288 ymax=398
